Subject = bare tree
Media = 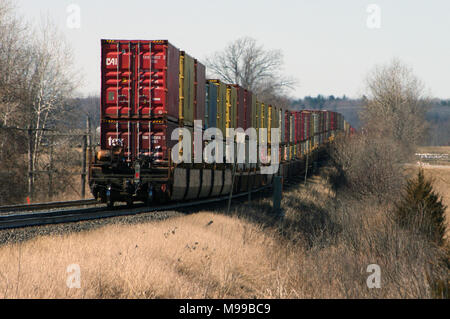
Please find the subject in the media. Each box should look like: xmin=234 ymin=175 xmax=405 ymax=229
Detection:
xmin=330 ymin=133 xmax=406 ymax=202
xmin=0 ymin=1 xmax=79 ymax=202
xmin=22 ymin=17 xmax=78 ymax=185
xmin=0 ymin=0 xmax=30 ymax=126
xmin=361 ymin=58 xmax=430 ymax=149
xmin=329 ymin=59 xmax=431 ymax=202
xmin=0 ymin=0 xmax=31 ymax=203
xmin=205 ymin=37 xmax=296 ymax=99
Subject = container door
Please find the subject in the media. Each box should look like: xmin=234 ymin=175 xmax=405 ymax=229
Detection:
xmin=102 ymin=41 xmax=133 ymax=118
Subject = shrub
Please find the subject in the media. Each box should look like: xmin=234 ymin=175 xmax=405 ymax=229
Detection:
xmin=395 ymin=169 xmax=447 ymax=246
xmin=329 ymin=133 xmax=407 ymax=202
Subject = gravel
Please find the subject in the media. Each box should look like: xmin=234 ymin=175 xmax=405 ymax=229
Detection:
xmin=0 ymin=209 xmax=183 ymax=247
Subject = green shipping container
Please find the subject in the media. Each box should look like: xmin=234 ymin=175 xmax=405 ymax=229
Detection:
xmin=179 ymin=52 xmax=195 ymax=125
xmin=207 ymin=80 xmax=227 ymax=137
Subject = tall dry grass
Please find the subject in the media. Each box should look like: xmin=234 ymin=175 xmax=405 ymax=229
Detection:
xmin=0 ymin=174 xmax=447 ymax=299
xmin=234 ymin=174 xmax=448 ymax=298
xmin=0 ymin=212 xmax=286 ymax=299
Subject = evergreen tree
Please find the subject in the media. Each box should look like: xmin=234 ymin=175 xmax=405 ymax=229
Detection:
xmin=395 ymin=169 xmax=447 ymax=246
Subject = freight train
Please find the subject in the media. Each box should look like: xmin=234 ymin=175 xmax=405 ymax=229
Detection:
xmin=88 ymin=40 xmax=353 ymax=207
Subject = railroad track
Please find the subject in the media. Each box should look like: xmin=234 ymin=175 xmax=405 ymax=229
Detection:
xmin=0 ymin=199 xmax=99 ymax=213
xmin=0 ymin=186 xmax=271 ymax=231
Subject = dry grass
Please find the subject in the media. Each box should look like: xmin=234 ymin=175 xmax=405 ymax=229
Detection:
xmin=0 ymin=173 xmax=447 ymax=299
xmin=235 ymin=175 xmax=448 ymax=298
xmin=0 ymin=212 xmax=283 ymax=298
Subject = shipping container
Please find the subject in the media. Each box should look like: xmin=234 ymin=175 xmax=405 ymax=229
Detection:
xmin=234 ymin=85 xmax=245 ymax=129
xmin=258 ymin=101 xmax=268 ymax=144
xmin=100 ymin=118 xmax=179 ymax=164
xmin=305 ymin=112 xmax=313 ymax=140
xmin=284 ymin=110 xmax=290 ymax=145
xmin=205 ymin=82 xmax=217 ymax=129
xmin=226 ymin=85 xmax=237 ymax=133
xmin=312 ymin=112 xmax=319 ymax=139
xmin=207 ymin=80 xmax=227 ymax=135
xmin=289 ymin=112 xmax=295 ymax=144
xmin=244 ymin=90 xmax=252 ymax=130
xmin=194 ymin=60 xmax=206 ymax=127
xmin=260 ymin=102 xmax=268 ymax=129
xmin=179 ymin=52 xmax=195 ymax=125
xmin=329 ymin=112 xmax=333 ymax=131
xmin=300 ymin=111 xmax=305 ymax=142
xmin=294 ymin=112 xmax=300 ymax=144
xmin=279 ymin=108 xmax=284 ymax=144
xmin=270 ymin=105 xmax=280 ymax=144
xmin=101 ymin=39 xmax=180 ymax=120
xmin=251 ymin=93 xmax=258 ymax=131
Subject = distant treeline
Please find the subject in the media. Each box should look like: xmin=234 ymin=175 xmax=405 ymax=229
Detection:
xmin=291 ymin=95 xmax=450 ymax=146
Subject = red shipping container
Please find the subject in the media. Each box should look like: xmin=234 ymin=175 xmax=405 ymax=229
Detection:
xmin=100 ymin=119 xmax=179 ymax=164
xmin=244 ymin=90 xmax=252 ymax=130
xmin=194 ymin=59 xmax=206 ymax=126
xmin=284 ymin=111 xmax=290 ymax=144
xmin=330 ymin=112 xmax=336 ymax=131
xmin=300 ymin=112 xmax=304 ymax=142
xmin=294 ymin=112 xmax=300 ymax=144
xmin=101 ymin=39 xmax=180 ymax=121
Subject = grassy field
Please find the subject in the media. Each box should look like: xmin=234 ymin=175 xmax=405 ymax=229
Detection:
xmin=0 ymin=172 xmax=446 ymax=299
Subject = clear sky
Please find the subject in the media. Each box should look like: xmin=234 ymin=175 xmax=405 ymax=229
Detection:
xmin=15 ymin=0 xmax=450 ymax=99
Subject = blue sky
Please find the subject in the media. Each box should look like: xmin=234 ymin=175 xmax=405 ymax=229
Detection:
xmin=16 ymin=0 xmax=450 ymax=99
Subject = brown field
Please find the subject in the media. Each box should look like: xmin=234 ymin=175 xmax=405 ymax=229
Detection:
xmin=0 ymin=173 xmax=446 ymax=299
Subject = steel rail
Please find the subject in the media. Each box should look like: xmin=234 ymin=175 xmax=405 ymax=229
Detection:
xmin=0 ymin=186 xmax=271 ymax=230
xmin=0 ymin=199 xmax=99 ymax=213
